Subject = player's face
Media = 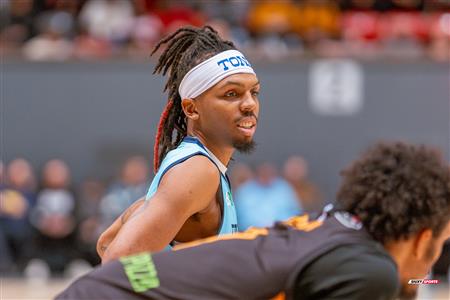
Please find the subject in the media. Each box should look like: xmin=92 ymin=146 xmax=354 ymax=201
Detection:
xmin=398 ymin=220 xmax=450 ymax=299
xmin=194 ymin=73 xmax=260 ymax=153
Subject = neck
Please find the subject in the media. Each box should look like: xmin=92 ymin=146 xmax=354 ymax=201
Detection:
xmin=384 ymin=239 xmax=414 ymax=282
xmin=187 ymin=131 xmax=234 ymax=167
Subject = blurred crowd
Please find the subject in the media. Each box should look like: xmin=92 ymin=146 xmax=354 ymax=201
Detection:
xmin=1 ymin=0 xmax=449 ymax=62
xmin=1 ymin=154 xmax=449 ymax=281
xmin=0 ymin=156 xmax=149 ymax=278
xmin=0 ymin=153 xmax=324 ymax=277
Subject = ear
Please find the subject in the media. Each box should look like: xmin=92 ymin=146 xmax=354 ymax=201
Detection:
xmin=413 ymin=228 xmax=433 ymax=260
xmin=181 ymin=98 xmax=199 ymax=121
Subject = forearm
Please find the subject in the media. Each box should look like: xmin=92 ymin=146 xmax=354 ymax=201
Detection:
xmin=97 ymin=217 xmax=123 ymax=260
xmin=101 ymin=229 xmax=171 ymax=263
xmin=97 ymin=198 xmax=147 ymax=261
xmin=100 ymin=210 xmax=183 ymax=262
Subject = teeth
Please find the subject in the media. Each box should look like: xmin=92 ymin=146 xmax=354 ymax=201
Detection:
xmin=239 ymin=122 xmax=253 ymax=129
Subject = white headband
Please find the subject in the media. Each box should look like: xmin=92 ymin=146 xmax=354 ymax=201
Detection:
xmin=178 ymin=49 xmax=256 ymax=99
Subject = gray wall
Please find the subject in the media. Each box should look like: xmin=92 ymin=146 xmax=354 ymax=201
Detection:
xmin=3 ymin=61 xmax=449 ymax=201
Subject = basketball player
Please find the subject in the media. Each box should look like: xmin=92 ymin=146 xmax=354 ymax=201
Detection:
xmin=58 ymin=142 xmax=450 ymax=299
xmin=96 ymin=26 xmax=260 ymax=262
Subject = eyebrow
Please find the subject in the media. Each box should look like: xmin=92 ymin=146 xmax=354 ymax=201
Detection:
xmin=219 ymin=80 xmax=260 ymax=88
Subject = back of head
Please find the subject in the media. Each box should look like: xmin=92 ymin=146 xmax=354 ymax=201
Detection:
xmin=151 ymin=26 xmax=236 ymax=172
xmin=336 ymin=142 xmax=450 ymax=244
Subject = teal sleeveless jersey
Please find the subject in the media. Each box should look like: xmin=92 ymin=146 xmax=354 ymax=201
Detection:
xmin=145 ymin=136 xmax=238 ymax=249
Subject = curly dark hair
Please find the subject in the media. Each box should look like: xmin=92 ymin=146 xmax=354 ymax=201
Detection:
xmin=337 ymin=142 xmax=450 ymax=244
xmin=150 ymin=26 xmax=235 ymax=173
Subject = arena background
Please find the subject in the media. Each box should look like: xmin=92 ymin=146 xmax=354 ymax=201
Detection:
xmin=1 ymin=0 xmax=449 ymax=299
xmin=4 ymin=61 xmax=450 ymax=198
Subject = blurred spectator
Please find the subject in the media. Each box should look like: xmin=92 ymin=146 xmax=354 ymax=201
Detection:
xmin=379 ymin=12 xmax=427 ymax=59
xmin=428 ymin=13 xmax=450 ymax=62
xmin=22 ymin=11 xmax=73 ymax=61
xmin=200 ymin=0 xmax=251 ymax=46
xmin=0 ymin=158 xmax=37 ymax=272
xmin=229 ymin=162 xmax=254 ymax=191
xmin=43 ymin=0 xmax=80 ymax=37
xmin=200 ymin=0 xmax=249 ymax=28
xmin=76 ymin=178 xmax=105 ymax=266
xmin=247 ymin=0 xmax=297 ymax=36
xmin=155 ymin=0 xmax=205 ymax=36
xmin=235 ymin=162 xmax=301 ymax=231
xmin=72 ymin=25 xmax=112 ymax=60
xmin=1 ymin=0 xmax=449 ymax=62
xmin=77 ymin=178 xmax=104 ymax=222
xmin=99 ymin=156 xmax=149 ymax=229
xmin=246 ymin=0 xmax=302 ymax=60
xmin=341 ymin=10 xmax=382 ymax=59
xmin=282 ymin=155 xmax=324 ymax=213
xmin=0 ymin=0 xmax=36 ymax=56
xmin=295 ymin=0 xmax=341 ymax=51
xmin=27 ymin=159 xmax=78 ymax=276
xmin=0 ymin=226 xmax=13 ymax=273
xmin=79 ymin=0 xmax=134 ymax=47
xmin=126 ymin=0 xmax=163 ymax=59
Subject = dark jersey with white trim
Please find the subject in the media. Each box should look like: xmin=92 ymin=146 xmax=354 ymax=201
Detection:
xmin=56 ymin=212 xmax=399 ymax=300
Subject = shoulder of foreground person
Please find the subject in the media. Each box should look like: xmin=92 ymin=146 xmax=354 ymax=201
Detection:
xmin=294 ymin=243 xmax=399 ymax=300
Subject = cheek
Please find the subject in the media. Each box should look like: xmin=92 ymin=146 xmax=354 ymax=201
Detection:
xmin=210 ymin=102 xmax=232 ymax=116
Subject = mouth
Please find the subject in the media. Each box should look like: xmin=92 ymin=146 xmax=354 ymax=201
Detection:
xmin=236 ymin=118 xmax=257 ymax=137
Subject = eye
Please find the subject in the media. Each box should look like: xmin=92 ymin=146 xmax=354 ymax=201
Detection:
xmin=252 ymin=90 xmax=260 ymax=97
xmin=225 ymin=91 xmax=237 ymax=98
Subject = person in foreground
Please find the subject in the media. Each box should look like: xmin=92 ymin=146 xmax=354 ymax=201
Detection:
xmin=57 ymin=142 xmax=450 ymax=300
xmin=97 ymin=25 xmax=260 ymax=262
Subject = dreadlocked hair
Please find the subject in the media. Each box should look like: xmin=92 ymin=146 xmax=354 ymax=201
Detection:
xmin=151 ymin=26 xmax=236 ymax=173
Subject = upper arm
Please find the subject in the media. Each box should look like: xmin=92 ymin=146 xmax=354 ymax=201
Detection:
xmin=102 ymin=155 xmax=220 ymax=262
xmin=294 ymin=245 xmax=399 ymax=300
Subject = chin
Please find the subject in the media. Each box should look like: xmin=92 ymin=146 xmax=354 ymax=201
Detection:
xmin=233 ymin=139 xmax=256 ymax=154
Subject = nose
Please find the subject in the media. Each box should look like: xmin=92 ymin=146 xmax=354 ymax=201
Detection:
xmin=240 ymin=92 xmax=258 ymax=112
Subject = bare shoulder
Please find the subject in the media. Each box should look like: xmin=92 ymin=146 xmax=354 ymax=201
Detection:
xmin=155 ymin=154 xmax=221 ymax=211
xmin=162 ymin=155 xmax=220 ymax=185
